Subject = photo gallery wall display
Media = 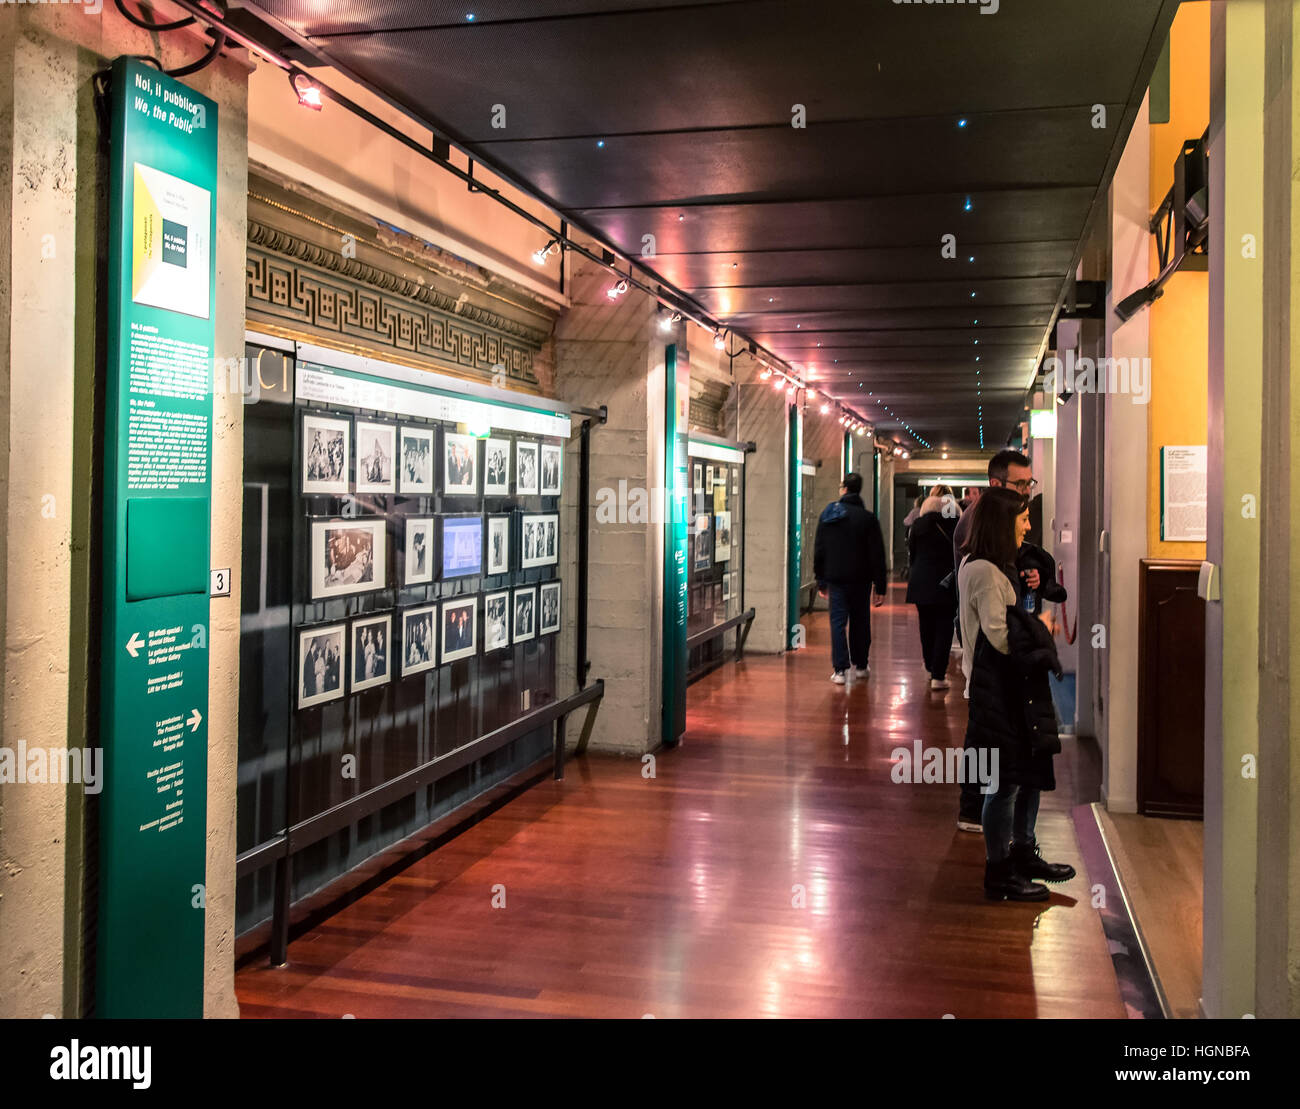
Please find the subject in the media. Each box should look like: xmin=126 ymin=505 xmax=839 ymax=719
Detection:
xmin=539 ymin=580 xmax=561 ymax=636
xmin=400 ymin=603 xmax=438 ymax=676
xmin=443 ymin=431 xmax=479 ymax=496
xmin=714 ymin=510 xmax=732 ymax=563
xmin=441 ymin=596 xmax=478 ymax=663
xmin=441 ymin=514 xmax=483 ymax=579
xmin=484 ymin=438 xmax=511 ymax=495
xmin=520 ymin=512 xmax=559 ymax=569
xmin=540 ymin=442 xmax=563 ymax=496
xmin=404 ymin=517 xmax=434 ymax=586
xmin=355 ymin=420 xmax=396 ymax=494
xmin=311 ymin=518 xmax=387 ymax=600
xmin=484 ymin=590 xmax=511 ymax=652
xmin=351 ymin=612 xmax=392 ymax=693
xmin=399 ymin=425 xmax=435 ymax=494
xmin=298 ymin=623 xmax=346 ymax=709
xmin=302 ymin=413 xmax=350 ymax=495
xmin=512 ymin=586 xmax=537 ymax=642
xmin=487 ymin=514 xmax=511 ymax=575
xmin=516 ymin=440 xmax=539 ymax=495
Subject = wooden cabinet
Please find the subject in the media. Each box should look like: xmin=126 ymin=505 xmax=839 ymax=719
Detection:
xmin=1137 ymin=560 xmax=1205 ymax=817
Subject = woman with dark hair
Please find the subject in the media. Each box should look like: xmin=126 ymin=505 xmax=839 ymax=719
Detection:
xmin=958 ymin=486 xmax=1075 ymax=901
xmin=906 ymin=494 xmax=958 ymax=688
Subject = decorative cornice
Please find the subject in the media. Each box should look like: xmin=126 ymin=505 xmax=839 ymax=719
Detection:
xmin=248 ymin=218 xmax=549 ymax=347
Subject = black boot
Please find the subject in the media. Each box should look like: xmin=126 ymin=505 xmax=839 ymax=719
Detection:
xmin=984 ymin=857 xmax=1049 ymax=902
xmin=1010 ymin=839 xmax=1076 ymax=883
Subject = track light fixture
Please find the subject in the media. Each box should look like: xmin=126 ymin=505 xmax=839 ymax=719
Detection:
xmin=714 ymin=331 xmax=726 ymax=350
xmin=605 ymin=278 xmax=629 ymax=300
xmin=532 ymin=238 xmax=561 ymax=265
xmin=290 ymin=70 xmax=323 ymax=110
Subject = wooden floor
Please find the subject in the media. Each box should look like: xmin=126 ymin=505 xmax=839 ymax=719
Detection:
xmin=1098 ymin=808 xmax=1203 ymax=1019
xmin=236 ymin=586 xmax=1125 ymax=1018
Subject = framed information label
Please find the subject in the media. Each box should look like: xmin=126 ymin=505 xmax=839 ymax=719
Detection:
xmin=1160 ymin=445 xmax=1208 ymax=542
xmin=98 ymin=58 xmax=217 ymax=1018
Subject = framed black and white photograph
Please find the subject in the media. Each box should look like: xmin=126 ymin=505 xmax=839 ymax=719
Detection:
xmin=403 ymin=517 xmax=434 ymax=585
xmin=540 ymin=442 xmax=562 ymax=496
xmin=705 ymin=464 xmax=714 ymax=493
xmin=298 ymin=623 xmax=345 ymax=709
xmin=731 ymin=470 xmax=739 ymax=495
xmin=443 ymin=431 xmax=478 ymax=496
xmin=484 ymin=590 xmax=511 ymax=652
xmin=310 ymin=518 xmax=387 ymax=600
xmin=722 ymin=574 xmax=732 ymax=603
xmin=400 ymin=604 xmax=437 ymax=676
xmin=487 ymin=514 xmax=511 ymax=575
xmin=516 ymin=440 xmax=539 ymax=495
xmin=355 ymin=420 xmax=396 ymax=494
xmin=440 ymin=596 xmax=477 ymax=663
xmin=693 ymin=463 xmax=702 ymax=495
xmin=520 ymin=512 xmax=559 ymax=569
xmin=399 ymin=425 xmax=435 ymax=494
xmin=714 ymin=510 xmax=732 ymax=563
xmin=693 ymin=512 xmax=712 ymax=571
xmin=302 ymin=413 xmax=350 ymax=495
xmin=539 ymin=580 xmax=561 ymax=636
xmin=351 ymin=613 xmax=391 ymax=693
xmin=512 ymin=586 xmax=536 ymax=643
xmin=484 ymin=437 xmax=511 ymax=495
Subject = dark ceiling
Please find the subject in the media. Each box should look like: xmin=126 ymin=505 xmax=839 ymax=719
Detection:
xmin=235 ymin=0 xmax=1177 ymax=451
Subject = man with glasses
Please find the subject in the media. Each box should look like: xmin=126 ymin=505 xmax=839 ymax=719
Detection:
xmin=953 ymin=449 xmax=1037 ymax=569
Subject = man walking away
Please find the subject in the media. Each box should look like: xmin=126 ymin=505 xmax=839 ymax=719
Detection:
xmin=813 ymin=473 xmax=888 ymax=685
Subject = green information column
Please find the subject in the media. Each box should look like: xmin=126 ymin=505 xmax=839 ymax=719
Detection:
xmin=786 ymin=402 xmax=803 ymax=649
xmin=842 ymin=431 xmax=852 ymax=482
xmin=661 ymin=345 xmax=690 ymax=746
xmin=98 ymin=58 xmax=217 ymax=1017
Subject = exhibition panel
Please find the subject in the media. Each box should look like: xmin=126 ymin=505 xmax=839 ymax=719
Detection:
xmin=235 ymin=338 xmax=574 ymax=940
xmin=686 ymin=433 xmax=752 ymax=681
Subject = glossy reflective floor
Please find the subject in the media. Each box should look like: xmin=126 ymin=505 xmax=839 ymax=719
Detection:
xmin=236 ymin=586 xmax=1124 ymax=1017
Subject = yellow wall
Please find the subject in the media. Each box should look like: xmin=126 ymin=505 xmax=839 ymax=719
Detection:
xmin=1147 ymin=2 xmax=1209 ymax=559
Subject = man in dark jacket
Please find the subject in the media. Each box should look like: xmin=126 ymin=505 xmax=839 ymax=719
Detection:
xmin=813 ymin=473 xmax=888 ymax=684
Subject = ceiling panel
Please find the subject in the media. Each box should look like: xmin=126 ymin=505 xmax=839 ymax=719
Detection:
xmin=239 ymin=0 xmax=1175 ymax=448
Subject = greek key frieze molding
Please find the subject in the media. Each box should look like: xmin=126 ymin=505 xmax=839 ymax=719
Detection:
xmin=246 ymin=221 xmax=545 ymax=384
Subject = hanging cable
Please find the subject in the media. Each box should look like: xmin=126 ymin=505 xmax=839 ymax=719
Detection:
xmin=114 ymin=0 xmax=196 ymax=31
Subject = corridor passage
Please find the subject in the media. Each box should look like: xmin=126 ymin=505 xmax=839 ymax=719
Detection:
xmin=236 ymin=586 xmax=1120 ymax=1018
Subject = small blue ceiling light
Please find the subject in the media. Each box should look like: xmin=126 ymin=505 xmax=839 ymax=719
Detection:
xmin=957 ymin=118 xmax=968 ymax=129
xmin=465 ymin=12 xmax=475 ymax=20
xmin=963 ymin=197 xmax=973 ymax=212
xmin=970 ymin=291 xmax=977 ymax=298
xmin=596 ymin=139 xmax=605 ymax=148
xmin=968 ymin=256 xmax=975 ymax=263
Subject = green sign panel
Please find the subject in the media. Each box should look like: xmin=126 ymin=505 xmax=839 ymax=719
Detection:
xmin=786 ymin=403 xmax=803 ymax=649
xmin=98 ymin=58 xmax=217 ymax=1017
xmin=661 ymin=345 xmax=689 ymax=746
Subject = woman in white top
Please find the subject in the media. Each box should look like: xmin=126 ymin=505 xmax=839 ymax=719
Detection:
xmin=958 ymin=487 xmax=1075 ymax=901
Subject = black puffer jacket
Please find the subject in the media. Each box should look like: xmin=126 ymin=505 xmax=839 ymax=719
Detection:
xmin=965 ymin=605 xmax=1064 ymax=791
xmin=906 ymin=510 xmax=957 ymax=605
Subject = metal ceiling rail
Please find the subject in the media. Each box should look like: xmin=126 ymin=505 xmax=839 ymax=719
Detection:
xmin=161 ymin=0 xmax=877 ymax=432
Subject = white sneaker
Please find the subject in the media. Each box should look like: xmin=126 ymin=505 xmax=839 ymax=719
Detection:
xmin=830 ymin=671 xmax=847 ymax=685
xmin=930 ymin=678 xmax=949 ymax=690
xmin=957 ymin=818 xmax=982 ymax=833
xmin=852 ymin=666 xmax=870 ymax=679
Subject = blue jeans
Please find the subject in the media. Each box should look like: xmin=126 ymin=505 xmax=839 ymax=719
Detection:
xmin=982 ymin=782 xmax=1040 ymax=861
xmin=827 ymin=583 xmax=870 ymax=672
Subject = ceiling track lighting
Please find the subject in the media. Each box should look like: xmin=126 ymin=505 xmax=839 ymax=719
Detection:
xmin=605 ymin=277 xmax=630 ymax=300
xmin=532 ymin=237 xmax=561 ymax=265
xmin=290 ymin=70 xmax=323 ymax=110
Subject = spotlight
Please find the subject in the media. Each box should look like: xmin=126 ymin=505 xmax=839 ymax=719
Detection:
xmin=714 ymin=331 xmax=726 ymax=350
xmin=605 ymin=278 xmax=629 ymax=300
xmin=290 ymin=71 xmax=323 ymax=111
xmin=659 ymin=310 xmax=675 ymax=333
xmin=772 ymin=376 xmax=785 ymax=391
xmin=532 ymin=238 xmax=561 ymax=265
xmin=821 ymin=403 xmax=830 ymax=414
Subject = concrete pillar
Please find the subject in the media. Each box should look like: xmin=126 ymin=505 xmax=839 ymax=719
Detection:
xmin=0 ymin=6 xmax=247 ymax=1017
xmin=1205 ymin=0 xmax=1264 ymax=1019
xmin=734 ymin=361 xmax=789 ymax=653
xmin=1252 ymin=0 xmax=1300 ymax=1019
xmin=553 ymin=255 xmax=663 ymax=753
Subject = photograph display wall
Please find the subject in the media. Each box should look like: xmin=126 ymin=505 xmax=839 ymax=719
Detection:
xmin=687 ymin=450 xmax=745 ymax=666
xmin=291 ymin=374 xmax=567 ymax=846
